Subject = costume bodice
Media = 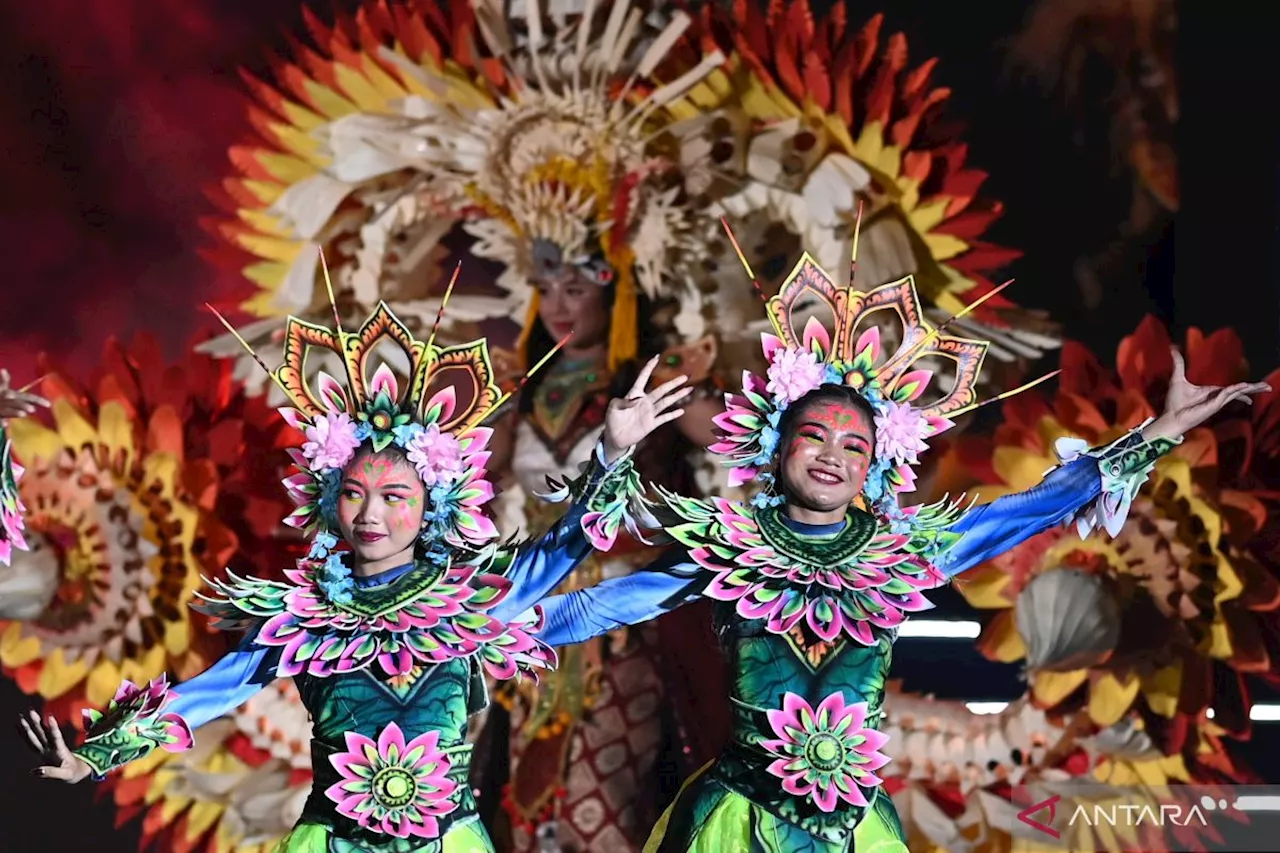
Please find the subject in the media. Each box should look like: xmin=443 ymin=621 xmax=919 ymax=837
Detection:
xmin=714 ymin=605 xmax=893 ymax=729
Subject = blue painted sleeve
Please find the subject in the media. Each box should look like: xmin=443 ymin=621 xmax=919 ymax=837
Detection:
xmin=937 ymin=456 xmax=1101 ymax=579
xmin=166 ymin=633 xmax=281 ymax=731
xmin=488 ymin=503 xmax=596 ymax=623
xmin=537 ymin=550 xmax=704 ymax=646
xmin=489 ymin=444 xmax=637 ymax=622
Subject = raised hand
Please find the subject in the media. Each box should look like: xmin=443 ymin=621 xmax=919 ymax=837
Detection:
xmin=1143 ymin=348 xmax=1272 ymax=441
xmin=0 ymin=370 xmax=49 ymax=420
xmin=21 ymin=709 xmax=92 ymax=783
xmin=602 ymin=355 xmax=693 ymax=462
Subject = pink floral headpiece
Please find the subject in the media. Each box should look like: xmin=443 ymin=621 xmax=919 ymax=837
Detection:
xmin=710 ymin=250 xmax=990 ymax=512
xmin=254 ymin=302 xmax=507 ymax=554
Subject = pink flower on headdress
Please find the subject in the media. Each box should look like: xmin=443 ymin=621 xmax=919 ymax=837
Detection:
xmin=406 ymin=425 xmax=464 ymax=488
xmin=302 ymin=412 xmax=362 ymax=471
xmin=874 ymin=400 xmax=931 ymax=466
xmin=766 ymin=348 xmax=825 ymax=404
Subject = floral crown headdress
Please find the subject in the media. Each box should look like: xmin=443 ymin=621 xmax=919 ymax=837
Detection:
xmin=209 ymin=257 xmax=569 ymax=562
xmin=712 ymin=210 xmax=1059 ymax=516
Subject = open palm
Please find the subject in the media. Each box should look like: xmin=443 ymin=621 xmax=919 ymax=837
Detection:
xmin=1150 ymin=349 xmax=1271 ymax=438
xmin=21 ymin=709 xmax=91 ymax=783
xmin=602 ymin=356 xmax=693 ymax=460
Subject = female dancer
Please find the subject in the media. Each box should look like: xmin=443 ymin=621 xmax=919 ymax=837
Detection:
xmin=480 ymin=246 xmax=727 ymax=851
xmin=0 ymin=368 xmax=48 ymax=567
xmin=532 ymin=249 xmax=1270 ymax=852
xmin=21 ymin=303 xmax=685 ymax=853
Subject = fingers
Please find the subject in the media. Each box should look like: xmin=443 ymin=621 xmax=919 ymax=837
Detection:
xmin=13 ymin=391 xmax=49 ymax=408
xmin=19 ymin=713 xmax=46 ymax=754
xmin=652 ymin=385 xmax=694 ymax=414
xmin=645 ymin=374 xmax=689 ymax=403
xmin=49 ymin=717 xmax=71 ymax=760
xmin=651 ymin=409 xmax=686 ymax=430
xmin=627 ymin=356 xmax=661 ymax=398
xmin=0 ymin=368 xmax=9 ymax=389
xmin=36 ymin=765 xmax=75 ymax=781
xmin=1170 ymin=348 xmax=1186 ymax=383
xmin=1214 ymin=383 xmax=1262 ymax=408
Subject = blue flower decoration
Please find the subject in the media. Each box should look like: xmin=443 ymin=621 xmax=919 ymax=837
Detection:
xmin=822 ymin=364 xmax=845 ymax=386
xmin=317 ymin=552 xmax=353 ymax=604
xmin=309 ymin=530 xmax=338 ymax=559
xmin=317 ymin=469 xmax=343 ymax=530
xmin=751 ymin=490 xmax=786 ymax=508
xmin=863 ymin=457 xmax=891 ymax=502
xmin=392 ymin=423 xmax=425 ymax=447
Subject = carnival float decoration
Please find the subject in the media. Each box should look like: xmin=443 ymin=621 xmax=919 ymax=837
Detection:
xmin=957 ymin=318 xmax=1279 ymax=776
xmin=198 ymin=0 xmax=1057 ymax=400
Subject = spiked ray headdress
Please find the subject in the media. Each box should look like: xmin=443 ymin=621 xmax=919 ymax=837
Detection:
xmin=212 ymin=267 xmax=564 ymax=561
xmin=712 ymin=217 xmax=1058 ymax=514
xmin=270 ymin=302 xmax=505 ymax=555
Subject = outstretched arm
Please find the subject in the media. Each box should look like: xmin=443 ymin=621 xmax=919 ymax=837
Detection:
xmin=488 ymin=355 xmax=694 ymax=622
xmin=938 ymin=345 xmax=1273 ymax=579
xmin=488 ymin=441 xmax=647 ymax=623
xmin=535 ymin=549 xmax=705 ymax=646
xmin=937 ymin=425 xmax=1179 ymax=579
xmin=24 ymin=632 xmax=279 ymax=782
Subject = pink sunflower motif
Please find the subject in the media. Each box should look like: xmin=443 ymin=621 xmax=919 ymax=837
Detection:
xmin=760 ymin=692 xmax=890 ymax=812
xmin=325 ymin=723 xmax=459 ymax=839
xmin=300 ymin=411 xmax=361 ymax=471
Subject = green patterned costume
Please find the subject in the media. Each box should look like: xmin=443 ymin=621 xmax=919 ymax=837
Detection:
xmin=70 ymin=442 xmax=643 ymax=852
xmin=535 ymin=430 xmax=1179 ymax=851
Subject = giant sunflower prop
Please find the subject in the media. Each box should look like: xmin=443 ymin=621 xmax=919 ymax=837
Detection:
xmin=0 ymin=336 xmax=297 ymax=717
xmin=955 ymin=317 xmax=1280 ymax=786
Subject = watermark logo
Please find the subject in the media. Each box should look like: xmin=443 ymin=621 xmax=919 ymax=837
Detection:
xmin=1016 ymin=793 xmax=1061 ymax=839
xmin=1008 ymin=784 xmax=1278 ymax=851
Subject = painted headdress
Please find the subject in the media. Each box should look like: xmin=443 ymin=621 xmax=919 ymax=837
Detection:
xmin=213 ymin=281 xmax=554 ymax=574
xmin=0 ymin=423 xmax=25 ymax=565
xmin=711 ymin=217 xmax=1057 ymax=516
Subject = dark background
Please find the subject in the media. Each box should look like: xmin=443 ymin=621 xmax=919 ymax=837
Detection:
xmin=1 ymin=0 xmax=1277 ymax=850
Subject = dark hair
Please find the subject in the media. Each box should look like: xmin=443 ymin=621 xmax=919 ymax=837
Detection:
xmin=775 ymin=384 xmax=878 ymax=459
xmin=348 ymin=441 xmax=412 ymax=469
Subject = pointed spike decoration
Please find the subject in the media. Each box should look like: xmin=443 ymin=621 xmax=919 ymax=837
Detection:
xmin=17 ymin=375 xmax=48 ymax=393
xmin=419 ymin=261 xmax=464 ymax=416
xmin=849 ymin=198 xmax=865 ymax=287
xmin=318 ymin=247 xmax=345 ymax=338
xmin=204 ymin=304 xmax=293 ymax=398
xmin=881 ymin=278 xmax=1016 ymax=375
xmin=461 ymin=331 xmax=574 ymax=433
xmin=720 ymin=217 xmax=767 ymax=302
xmin=949 ymin=369 xmax=1061 ymax=418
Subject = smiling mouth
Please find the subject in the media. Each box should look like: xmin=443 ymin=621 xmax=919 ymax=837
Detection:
xmin=806 ymin=469 xmax=843 ymax=486
xmin=355 ymin=531 xmax=386 ymax=543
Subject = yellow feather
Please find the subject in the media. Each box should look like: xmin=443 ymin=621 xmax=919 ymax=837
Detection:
xmin=236 ymin=233 xmax=305 ymax=264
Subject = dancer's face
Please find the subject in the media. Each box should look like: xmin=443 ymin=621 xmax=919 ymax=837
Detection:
xmin=535 ymin=268 xmax=609 ymax=351
xmin=779 ymin=398 xmax=874 ymax=513
xmin=336 ymin=449 xmax=427 ymax=569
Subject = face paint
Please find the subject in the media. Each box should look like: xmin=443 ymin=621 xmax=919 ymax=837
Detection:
xmin=337 ymin=450 xmax=429 ymax=574
xmin=778 ymin=399 xmax=875 ymax=519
